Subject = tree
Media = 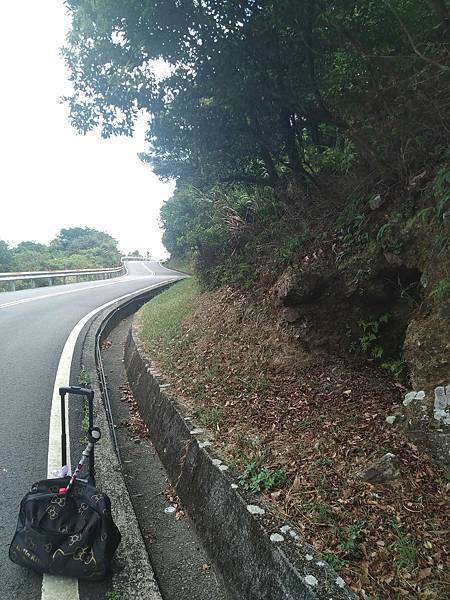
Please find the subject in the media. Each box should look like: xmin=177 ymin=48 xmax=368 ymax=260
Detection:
xmin=51 ymin=227 xmax=121 ymax=266
xmin=64 ymin=1 xmax=448 ymax=189
xmin=0 ymin=241 xmax=12 ymax=272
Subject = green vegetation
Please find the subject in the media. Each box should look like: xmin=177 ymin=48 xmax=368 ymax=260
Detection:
xmin=322 ymin=552 xmax=348 ymax=572
xmin=0 ymin=227 xmax=121 ymax=273
xmin=352 ymin=314 xmax=392 ymax=360
xmin=63 ymin=0 xmax=450 ymax=287
xmin=62 ymin=6 xmax=449 ymax=597
xmin=239 ymin=463 xmax=288 ymax=494
xmin=392 ymin=525 xmax=417 ymax=569
xmin=138 ymin=279 xmax=200 ymax=361
xmin=433 ymin=163 xmax=450 ymax=217
xmin=339 ymin=522 xmax=365 ymax=557
xmin=78 ymin=368 xmax=92 ymax=388
xmin=381 ymin=358 xmax=409 ymax=384
xmin=193 ymin=406 xmax=223 ymax=432
xmin=429 ymin=278 xmax=450 ymax=303
xmin=104 ymin=592 xmax=126 ymax=600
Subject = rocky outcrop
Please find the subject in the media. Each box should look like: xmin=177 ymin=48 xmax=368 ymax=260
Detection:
xmin=397 ymin=385 xmax=450 ymax=468
xmin=270 ymin=247 xmax=450 ymax=469
xmin=404 ymin=306 xmax=450 ymax=389
xmin=358 ymin=453 xmax=400 ymax=484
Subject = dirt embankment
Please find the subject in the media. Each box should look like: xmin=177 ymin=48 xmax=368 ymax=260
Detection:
xmin=137 ymin=266 xmax=449 ymax=599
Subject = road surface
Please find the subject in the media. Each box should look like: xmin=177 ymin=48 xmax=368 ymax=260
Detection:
xmin=0 ymin=261 xmax=182 ymax=600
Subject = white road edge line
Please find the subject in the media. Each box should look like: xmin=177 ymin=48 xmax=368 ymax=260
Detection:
xmin=141 ymin=262 xmax=155 ymax=276
xmin=42 ymin=280 xmax=175 ymax=600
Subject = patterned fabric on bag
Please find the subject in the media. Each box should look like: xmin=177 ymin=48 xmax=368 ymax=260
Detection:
xmin=9 ymin=477 xmax=121 ymax=580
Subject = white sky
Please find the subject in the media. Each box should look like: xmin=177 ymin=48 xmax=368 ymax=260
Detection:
xmin=0 ymin=1 xmax=174 ymax=259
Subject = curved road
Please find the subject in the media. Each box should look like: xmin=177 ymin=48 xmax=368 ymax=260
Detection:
xmin=0 ymin=261 xmax=182 ymax=599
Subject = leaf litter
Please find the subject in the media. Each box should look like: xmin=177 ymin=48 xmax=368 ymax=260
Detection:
xmin=137 ymin=286 xmax=449 ymax=599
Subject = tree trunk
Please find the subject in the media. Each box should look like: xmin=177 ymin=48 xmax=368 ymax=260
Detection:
xmin=249 ymin=114 xmax=280 ymax=183
xmin=280 ymin=108 xmax=306 ymax=180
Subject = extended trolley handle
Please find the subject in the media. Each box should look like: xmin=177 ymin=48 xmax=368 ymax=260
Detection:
xmin=59 ymin=386 xmax=96 ymax=483
xmin=59 ymin=427 xmax=101 ymax=495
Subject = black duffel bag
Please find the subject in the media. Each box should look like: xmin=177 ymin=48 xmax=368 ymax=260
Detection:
xmin=9 ymin=386 xmax=121 ymax=580
xmin=9 ymin=476 xmax=121 ymax=580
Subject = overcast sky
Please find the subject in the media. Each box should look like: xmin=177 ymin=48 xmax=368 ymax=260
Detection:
xmin=0 ymin=1 xmax=174 ymax=258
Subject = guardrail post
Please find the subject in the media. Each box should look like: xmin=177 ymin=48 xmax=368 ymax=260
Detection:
xmin=30 ymin=280 xmax=36 ymax=289
xmin=9 ymin=281 xmax=16 ymax=292
xmin=48 ymin=278 xmax=53 ymax=286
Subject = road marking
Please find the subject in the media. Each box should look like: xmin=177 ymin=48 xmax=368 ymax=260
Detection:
xmin=141 ymin=262 xmax=155 ymax=276
xmin=0 ymin=276 xmax=155 ymax=310
xmin=42 ymin=279 xmax=175 ymax=600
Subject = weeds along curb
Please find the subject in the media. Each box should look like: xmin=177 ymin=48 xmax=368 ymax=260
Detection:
xmin=125 ymin=320 xmax=357 ymax=600
xmin=78 ymin=281 xmax=178 ymax=599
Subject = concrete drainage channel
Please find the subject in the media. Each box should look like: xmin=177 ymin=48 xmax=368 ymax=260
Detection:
xmin=78 ymin=281 xmax=356 ymax=600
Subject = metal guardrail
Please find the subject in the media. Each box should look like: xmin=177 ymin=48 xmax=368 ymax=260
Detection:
xmin=0 ymin=265 xmax=126 ymax=292
xmin=120 ymin=255 xmax=149 ymax=262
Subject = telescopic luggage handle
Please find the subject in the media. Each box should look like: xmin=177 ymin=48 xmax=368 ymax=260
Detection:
xmin=59 ymin=386 xmax=96 ymax=482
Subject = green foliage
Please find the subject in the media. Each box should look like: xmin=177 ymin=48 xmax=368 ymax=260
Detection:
xmin=64 ymin=0 xmax=448 ymax=189
xmin=354 ymin=314 xmax=391 ymax=359
xmin=160 ymin=183 xmax=286 ymax=288
xmin=273 ymin=234 xmax=309 ymax=268
xmin=0 ymin=240 xmax=12 ymax=272
xmin=335 ymin=210 xmax=366 ymax=244
xmin=63 ymin=0 xmax=450 ymax=290
xmin=429 ymin=278 xmax=450 ymax=303
xmin=392 ymin=525 xmax=417 ymax=569
xmin=381 ymin=358 xmax=409 ymax=384
xmin=322 ymin=552 xmax=348 ymax=572
xmin=375 ymin=217 xmax=404 ymax=254
xmin=339 ymin=522 xmax=365 ymax=556
xmin=51 ymin=227 xmax=121 ymax=267
xmin=78 ymin=368 xmax=92 ymax=387
xmin=0 ymin=227 xmax=121 ymax=273
xmin=193 ymin=406 xmax=222 ymax=432
xmin=410 ymin=207 xmax=434 ymax=225
xmin=433 ymin=164 xmax=450 ymax=217
xmin=233 ymin=442 xmax=288 ymax=494
xmin=239 ymin=461 xmax=288 ymax=494
xmin=139 ymin=278 xmax=200 ymax=362
xmin=306 ymin=138 xmax=357 ymax=175
xmin=105 ymin=592 xmax=126 ymax=600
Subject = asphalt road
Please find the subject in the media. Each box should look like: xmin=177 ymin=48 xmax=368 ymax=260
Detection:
xmin=0 ymin=261 xmax=182 ymax=600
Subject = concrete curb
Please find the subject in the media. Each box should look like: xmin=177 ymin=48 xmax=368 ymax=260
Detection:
xmin=78 ymin=283 xmax=177 ymax=599
xmin=125 ymin=321 xmax=357 ymax=600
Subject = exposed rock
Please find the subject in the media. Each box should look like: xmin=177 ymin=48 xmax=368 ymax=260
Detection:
xmin=369 ymin=194 xmax=384 ymax=210
xmin=358 ymin=453 xmax=400 ymax=484
xmin=404 ymin=308 xmax=450 ymax=389
xmin=271 ymin=269 xmax=328 ymax=307
xmin=399 ymin=385 xmax=450 ymax=468
xmin=403 ymin=390 xmax=426 ymax=407
xmin=246 ymin=505 xmax=265 ymax=515
xmin=434 ymin=384 xmax=450 ymax=425
xmin=303 ymin=575 xmax=318 ymax=587
xmin=385 ymin=415 xmax=396 ymax=425
xmin=281 ymin=306 xmax=301 ymax=323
